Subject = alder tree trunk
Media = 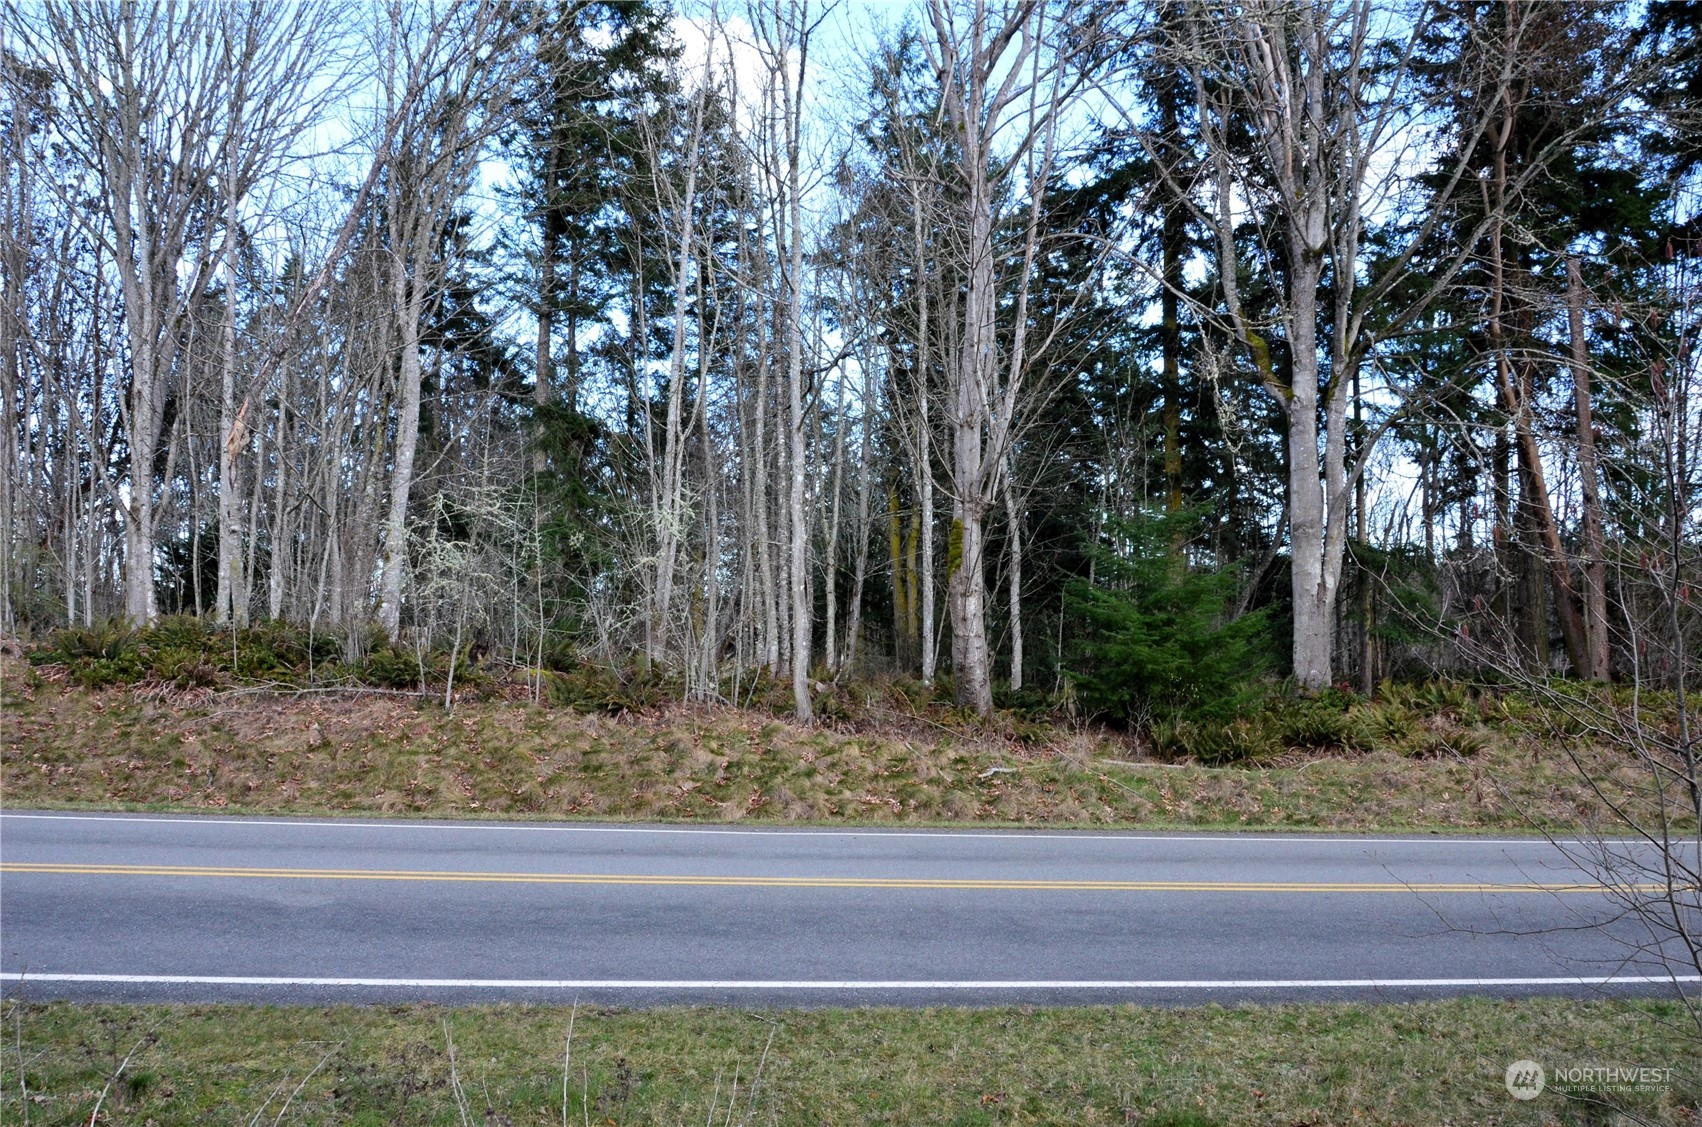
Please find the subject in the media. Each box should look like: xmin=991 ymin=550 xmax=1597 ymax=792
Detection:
xmin=1003 ymin=467 xmax=1023 ymax=692
xmin=783 ymin=25 xmax=812 ymax=722
xmin=1285 ymin=258 xmax=1334 ymax=691
xmin=377 ymin=277 xmax=426 ymax=637
xmin=910 ymin=180 xmax=938 ymax=684
xmin=216 ymin=159 xmax=248 ymax=626
xmin=1568 ymin=255 xmax=1611 ymax=681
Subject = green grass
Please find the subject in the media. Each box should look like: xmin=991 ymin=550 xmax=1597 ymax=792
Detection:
xmin=1 ymin=998 xmax=1695 ymax=1125
xmin=2 ymin=660 xmax=1680 ymax=832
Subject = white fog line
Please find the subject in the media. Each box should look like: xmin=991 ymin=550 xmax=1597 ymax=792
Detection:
xmin=4 ymin=973 xmax=1695 ymax=990
xmin=0 ymin=812 xmax=1593 ymax=848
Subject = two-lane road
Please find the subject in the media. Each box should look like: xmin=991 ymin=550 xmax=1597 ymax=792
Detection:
xmin=1 ymin=811 xmax=1695 ymax=1006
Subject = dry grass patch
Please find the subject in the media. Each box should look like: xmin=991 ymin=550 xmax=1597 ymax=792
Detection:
xmin=0 ymin=663 xmax=1665 ymax=832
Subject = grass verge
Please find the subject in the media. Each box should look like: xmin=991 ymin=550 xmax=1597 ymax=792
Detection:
xmin=1 ymin=997 xmax=1695 ymax=1126
xmin=1 ymin=662 xmax=1668 ymax=832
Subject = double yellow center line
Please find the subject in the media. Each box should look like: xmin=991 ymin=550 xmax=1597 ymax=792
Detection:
xmin=0 ymin=861 xmax=1658 ymax=894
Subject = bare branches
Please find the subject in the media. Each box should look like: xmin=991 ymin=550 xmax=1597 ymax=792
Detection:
xmin=374 ymin=0 xmax=528 ymax=638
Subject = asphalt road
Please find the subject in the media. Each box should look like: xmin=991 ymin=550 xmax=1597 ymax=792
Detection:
xmin=1 ymin=810 xmax=1696 ymax=1006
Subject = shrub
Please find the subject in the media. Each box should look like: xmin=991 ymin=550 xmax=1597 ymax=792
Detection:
xmin=813 ymin=686 xmax=851 ymax=722
xmin=25 ymin=614 xmax=507 ymax=693
xmin=32 ymin=622 xmax=145 ymax=687
xmin=1065 ymin=511 xmax=1273 ymax=725
xmin=146 ymin=614 xmax=214 ymax=650
xmin=1269 ymin=697 xmax=1360 ymax=750
xmin=1149 ymin=716 xmax=1280 ymax=765
xmin=1406 ymin=729 xmax=1488 ymax=759
xmin=34 ymin=622 xmax=135 ymax=664
xmin=1196 ymin=718 xmax=1282 ymax=764
xmin=1385 ymin=679 xmax=1480 ymax=722
xmin=546 ymin=660 xmax=669 ymax=713
xmin=232 ymin=620 xmax=341 ymax=677
xmin=151 ymin=647 xmax=227 ymax=689
xmin=362 ymin=646 xmax=426 ymax=689
xmin=992 ymin=685 xmax=1053 ymax=718
xmin=1359 ymin=701 xmax=1420 ymax=750
xmin=731 ymin=669 xmax=797 ymax=715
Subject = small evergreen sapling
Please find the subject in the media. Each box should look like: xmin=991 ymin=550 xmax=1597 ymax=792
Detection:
xmin=1065 ymin=511 xmax=1272 ymax=724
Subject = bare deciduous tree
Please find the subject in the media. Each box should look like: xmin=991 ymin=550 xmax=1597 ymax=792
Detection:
xmin=374 ymin=0 xmax=522 ymax=638
xmin=753 ymin=0 xmax=820 ymax=721
xmin=19 ymin=1 xmax=247 ymax=623
xmin=209 ymin=1 xmax=343 ymax=628
xmin=1169 ymin=0 xmax=1603 ymax=689
xmin=925 ymin=0 xmax=1111 ymax=713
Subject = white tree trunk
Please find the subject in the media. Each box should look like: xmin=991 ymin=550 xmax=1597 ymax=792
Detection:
xmin=1003 ymin=466 xmax=1023 ymax=692
xmin=823 ymin=362 xmax=847 ymax=673
xmin=646 ymin=37 xmax=713 ymax=665
xmin=216 ymin=156 xmax=246 ymax=625
xmin=377 ymin=278 xmax=426 ymax=637
xmin=911 ymin=181 xmax=938 ymax=685
xmin=755 ymin=337 xmax=779 ymax=671
xmin=926 ymin=0 xmax=1078 ymax=713
xmin=841 ymin=340 xmax=877 ymax=679
xmin=786 ymin=225 xmax=812 ymax=716
xmin=1568 ymin=255 xmax=1611 ymax=682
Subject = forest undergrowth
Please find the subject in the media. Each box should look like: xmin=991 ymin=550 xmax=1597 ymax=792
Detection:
xmin=2 ymin=618 xmax=1683 ymax=834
